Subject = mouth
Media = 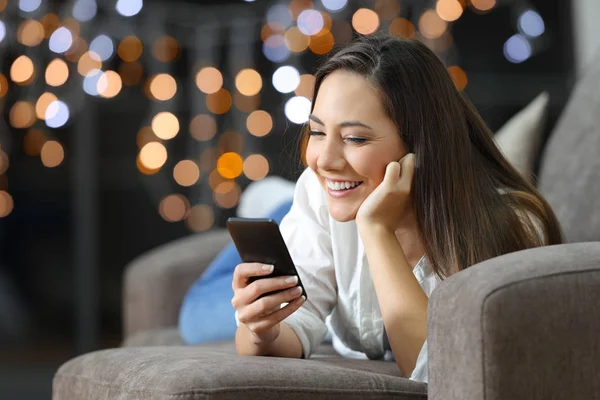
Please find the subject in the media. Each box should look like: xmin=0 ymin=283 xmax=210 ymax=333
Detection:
xmin=325 ymin=179 xmax=363 ymax=198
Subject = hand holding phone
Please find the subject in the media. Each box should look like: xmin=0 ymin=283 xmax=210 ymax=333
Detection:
xmin=228 ymin=218 xmax=307 ymax=344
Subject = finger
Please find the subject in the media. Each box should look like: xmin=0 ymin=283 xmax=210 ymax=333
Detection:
xmin=239 ymin=275 xmax=301 ymax=305
xmin=383 ymin=161 xmax=401 ymax=183
xmin=232 ymin=263 xmax=274 ymax=290
xmin=248 ymin=296 xmax=306 ymax=331
xmin=399 ymin=153 xmax=416 ymax=186
xmin=239 ymin=285 xmax=304 ymax=321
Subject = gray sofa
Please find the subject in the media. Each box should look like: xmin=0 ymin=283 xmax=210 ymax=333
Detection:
xmin=53 ymin=60 xmax=600 ymax=398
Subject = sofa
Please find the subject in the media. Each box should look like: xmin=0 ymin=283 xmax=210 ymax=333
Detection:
xmin=53 ymin=56 xmax=600 ymax=398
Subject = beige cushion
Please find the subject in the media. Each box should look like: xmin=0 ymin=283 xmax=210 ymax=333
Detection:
xmin=494 ymin=92 xmax=550 ymax=183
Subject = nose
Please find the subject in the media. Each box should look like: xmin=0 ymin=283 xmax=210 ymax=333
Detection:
xmin=316 ymin=136 xmax=345 ymax=172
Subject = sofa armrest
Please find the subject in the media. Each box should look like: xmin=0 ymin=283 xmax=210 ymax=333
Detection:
xmin=427 ymin=242 xmax=600 ymax=400
xmin=122 ymin=229 xmax=230 ymax=340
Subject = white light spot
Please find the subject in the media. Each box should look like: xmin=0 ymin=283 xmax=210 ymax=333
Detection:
xmin=49 ymin=27 xmax=73 ymax=54
xmin=266 ymin=4 xmax=293 ymax=29
xmin=73 ymin=0 xmax=98 ymax=22
xmin=263 ymin=34 xmax=290 ymax=63
xmin=45 ymin=100 xmax=70 ymax=128
xmin=518 ymin=10 xmax=545 ymax=38
xmin=285 ymin=96 xmax=311 ymax=124
xmin=19 ymin=0 xmax=42 ymax=13
xmin=116 ymin=0 xmax=143 ymax=17
xmin=83 ymin=69 xmax=102 ymax=96
xmin=89 ymin=35 xmax=114 ymax=61
xmin=321 ymin=0 xmax=348 ymax=12
xmin=503 ymin=34 xmax=531 ymax=64
xmin=272 ymin=66 xmax=300 ymax=94
xmin=0 ymin=21 xmax=5 ymax=43
xmin=297 ymin=9 xmax=324 ymax=35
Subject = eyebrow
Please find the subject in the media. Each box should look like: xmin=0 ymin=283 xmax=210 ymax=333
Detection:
xmin=309 ymin=114 xmax=373 ymax=130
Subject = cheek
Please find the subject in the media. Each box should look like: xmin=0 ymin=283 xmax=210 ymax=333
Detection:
xmin=346 ymin=150 xmax=387 ymax=184
xmin=305 ymin=141 xmax=318 ymax=169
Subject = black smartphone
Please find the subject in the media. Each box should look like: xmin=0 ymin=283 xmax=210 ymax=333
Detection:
xmin=226 ymin=217 xmax=307 ymax=300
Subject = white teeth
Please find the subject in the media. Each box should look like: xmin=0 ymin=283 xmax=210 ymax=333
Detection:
xmin=326 ymin=180 xmax=362 ymax=191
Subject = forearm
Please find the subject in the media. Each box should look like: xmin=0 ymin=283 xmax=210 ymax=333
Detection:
xmin=360 ymin=225 xmax=428 ymax=376
xmin=235 ymin=322 xmax=303 ymax=359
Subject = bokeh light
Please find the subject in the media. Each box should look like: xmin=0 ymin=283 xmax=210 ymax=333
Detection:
xmin=294 ymin=74 xmax=315 ymax=98
xmin=153 ymin=36 xmax=179 ymax=62
xmin=261 ymin=22 xmax=285 ymax=43
xmin=46 ymin=58 xmax=69 ymax=86
xmin=10 ymin=55 xmax=35 ymax=85
xmin=45 ymin=100 xmax=70 ymax=128
xmin=309 ymin=31 xmax=334 ymax=54
xmin=234 ymin=92 xmax=260 ymax=113
xmin=285 ymin=96 xmax=311 ymax=124
xmin=89 ymin=34 xmax=114 ymax=61
xmin=49 ymin=27 xmax=73 ymax=54
xmin=447 ymin=66 xmax=468 ymax=91
xmin=73 ymin=0 xmax=98 ymax=22
xmin=518 ymin=10 xmax=545 ymax=38
xmin=246 ymin=110 xmax=273 ymax=137
xmin=190 ymin=114 xmax=217 ymax=141
xmin=149 ymin=74 xmax=177 ymax=101
xmin=118 ymin=36 xmax=143 ymax=62
xmin=235 ymin=69 xmax=262 ymax=96
xmin=0 ymin=191 xmax=14 ymax=218
xmin=266 ymin=4 xmax=293 ymax=29
xmin=0 ymin=150 xmax=8 ymax=175
xmin=389 ymin=18 xmax=416 ymax=38
xmin=119 ymin=61 xmax=143 ymax=86
xmin=173 ymin=160 xmax=200 ymax=187
xmin=36 ymin=92 xmax=58 ymax=120
xmin=97 ymin=70 xmax=122 ymax=98
xmin=77 ymin=51 xmax=102 ymax=76
xmin=272 ymin=65 xmax=300 ymax=93
xmin=19 ymin=0 xmax=42 ymax=13
xmin=41 ymin=14 xmax=60 ymax=39
xmin=263 ymin=35 xmax=290 ymax=62
xmin=297 ymin=9 xmax=324 ymax=36
xmin=40 ymin=140 xmax=65 ymax=167
xmin=0 ymin=21 xmax=5 ymax=44
xmin=374 ymin=0 xmax=401 ymax=21
xmin=322 ymin=0 xmax=347 ymax=12
xmin=10 ymin=101 xmax=36 ymax=129
xmin=213 ymin=182 xmax=241 ymax=209
xmin=139 ymin=141 xmax=167 ymax=169
xmin=285 ymin=26 xmax=309 ymax=52
xmin=185 ymin=204 xmax=214 ymax=232
xmin=0 ymin=74 xmax=7 ymax=98
xmin=65 ymin=37 xmax=88 ymax=63
xmin=83 ymin=69 xmax=102 ymax=96
xmin=195 ymin=67 xmax=223 ymax=94
xmin=243 ymin=154 xmax=269 ymax=180
xmin=206 ymin=88 xmax=232 ymax=114
xmin=116 ymin=0 xmax=143 ymax=17
xmin=504 ymin=34 xmax=531 ymax=63
xmin=209 ymin=169 xmax=232 ymax=192
xmin=17 ymin=19 xmax=44 ymax=47
xmin=436 ymin=0 xmax=463 ymax=22
xmin=419 ymin=9 xmax=447 ymax=39
xmin=23 ymin=129 xmax=47 ymax=156
xmin=136 ymin=126 xmax=161 ymax=149
xmin=218 ymin=131 xmax=244 ymax=154
xmin=352 ymin=8 xmax=380 ymax=35
xmin=151 ymin=112 xmax=179 ymax=140
xmin=217 ymin=152 xmax=243 ymax=179
xmin=471 ymin=0 xmax=496 ymax=12
xmin=159 ymin=194 xmax=189 ymax=222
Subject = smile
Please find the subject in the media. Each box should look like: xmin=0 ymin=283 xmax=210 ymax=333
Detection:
xmin=325 ymin=179 xmax=363 ymax=191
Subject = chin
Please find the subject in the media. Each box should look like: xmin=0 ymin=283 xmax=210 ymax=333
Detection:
xmin=328 ymin=205 xmax=358 ymax=223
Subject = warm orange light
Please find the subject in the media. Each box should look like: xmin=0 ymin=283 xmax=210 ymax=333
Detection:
xmin=374 ymin=0 xmax=401 ymax=21
xmin=448 ymin=66 xmax=468 ymax=91
xmin=190 ymin=114 xmax=217 ymax=141
xmin=309 ymin=31 xmax=334 ymax=55
xmin=62 ymin=18 xmax=80 ymax=37
xmin=36 ymin=92 xmax=58 ymax=120
xmin=195 ymin=67 xmax=223 ymax=94
xmin=136 ymin=154 xmax=160 ymax=175
xmin=40 ymin=140 xmax=65 ymax=167
xmin=233 ymin=92 xmax=261 ymax=113
xmin=149 ymin=74 xmax=177 ymax=101
xmin=235 ymin=69 xmax=262 ymax=96
xmin=159 ymin=194 xmax=189 ymax=222
xmin=261 ymin=22 xmax=286 ymax=42
xmin=352 ymin=8 xmax=380 ymax=35
xmin=173 ymin=160 xmax=200 ymax=187
xmin=206 ymin=88 xmax=232 ymax=115
xmin=40 ymin=13 xmax=60 ymax=39
xmin=289 ymin=0 xmax=314 ymax=21
xmin=118 ymin=36 xmax=143 ymax=62
xmin=436 ymin=0 xmax=463 ymax=22
xmin=119 ymin=61 xmax=143 ymax=86
xmin=77 ymin=51 xmax=102 ymax=76
xmin=0 ymin=74 xmax=9 ymax=98
xmin=243 ymin=154 xmax=270 ymax=181
xmin=139 ymin=142 xmax=168 ymax=169
xmin=0 ymin=191 xmax=14 ymax=218
xmin=218 ymin=131 xmax=244 ymax=154
xmin=213 ymin=182 xmax=241 ymax=209
xmin=97 ymin=70 xmax=122 ymax=98
xmin=314 ymin=11 xmax=333 ymax=36
xmin=0 ymin=151 xmax=9 ymax=175
xmin=151 ymin=112 xmax=179 ymax=140
xmin=419 ymin=9 xmax=447 ymax=39
xmin=45 ymin=59 xmax=69 ymax=87
xmin=152 ymin=36 xmax=179 ymax=62
xmin=65 ymin=37 xmax=88 ymax=63
xmin=246 ymin=110 xmax=273 ymax=137
xmin=10 ymin=56 xmax=35 ymax=85
xmin=471 ymin=0 xmax=496 ymax=12
xmin=136 ymin=126 xmax=161 ymax=149
xmin=17 ymin=19 xmax=45 ymax=47
xmin=285 ymin=26 xmax=309 ymax=53
xmin=389 ymin=18 xmax=416 ymax=38
xmin=23 ymin=129 xmax=47 ymax=156
xmin=185 ymin=204 xmax=215 ymax=232
xmin=217 ymin=152 xmax=244 ymax=179
xmin=9 ymin=101 xmax=36 ymax=129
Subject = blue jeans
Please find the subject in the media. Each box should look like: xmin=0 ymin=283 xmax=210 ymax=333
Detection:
xmin=178 ymin=201 xmax=293 ymax=344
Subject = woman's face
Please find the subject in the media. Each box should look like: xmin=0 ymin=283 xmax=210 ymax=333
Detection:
xmin=306 ymin=70 xmax=408 ymax=222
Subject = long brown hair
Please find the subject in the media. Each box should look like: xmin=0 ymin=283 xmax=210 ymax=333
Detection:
xmin=299 ymin=33 xmax=564 ymax=279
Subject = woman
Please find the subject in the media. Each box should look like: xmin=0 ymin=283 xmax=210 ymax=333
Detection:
xmin=231 ymin=34 xmax=564 ymax=382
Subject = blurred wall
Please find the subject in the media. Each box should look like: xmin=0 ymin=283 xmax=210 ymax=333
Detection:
xmin=572 ymin=0 xmax=600 ymax=76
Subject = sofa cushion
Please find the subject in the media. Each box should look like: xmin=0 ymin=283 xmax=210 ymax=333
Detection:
xmin=537 ymin=57 xmax=600 ymax=242
xmin=53 ymin=343 xmax=427 ymax=400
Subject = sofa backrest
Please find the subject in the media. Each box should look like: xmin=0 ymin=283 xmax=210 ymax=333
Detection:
xmin=537 ymin=51 xmax=600 ymax=243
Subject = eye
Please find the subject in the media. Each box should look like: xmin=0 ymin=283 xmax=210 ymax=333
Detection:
xmin=308 ymin=130 xmax=325 ymax=137
xmin=345 ymin=137 xmax=367 ymax=144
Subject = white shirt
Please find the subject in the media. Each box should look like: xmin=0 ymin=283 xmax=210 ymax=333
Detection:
xmin=280 ymin=168 xmax=439 ymax=382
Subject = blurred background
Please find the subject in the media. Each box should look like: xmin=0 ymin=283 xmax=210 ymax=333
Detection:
xmin=0 ymin=0 xmax=597 ymax=397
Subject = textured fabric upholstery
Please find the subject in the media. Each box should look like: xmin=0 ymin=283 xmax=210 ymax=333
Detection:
xmin=427 ymin=242 xmax=600 ymax=400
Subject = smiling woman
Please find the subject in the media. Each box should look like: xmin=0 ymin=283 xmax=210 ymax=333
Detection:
xmin=231 ymin=33 xmax=565 ymax=383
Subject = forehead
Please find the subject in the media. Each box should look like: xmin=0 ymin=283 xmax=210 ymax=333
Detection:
xmin=312 ymin=70 xmax=388 ymax=123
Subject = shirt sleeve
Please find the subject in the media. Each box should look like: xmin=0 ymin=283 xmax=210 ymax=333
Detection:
xmin=280 ymin=168 xmax=337 ymax=359
xmin=409 ymin=339 xmax=428 ymax=383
